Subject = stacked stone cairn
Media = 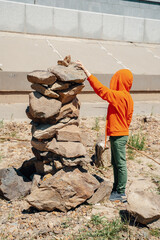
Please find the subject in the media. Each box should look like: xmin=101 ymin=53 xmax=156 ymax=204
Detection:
xmin=24 ymin=56 xmax=100 ymax=211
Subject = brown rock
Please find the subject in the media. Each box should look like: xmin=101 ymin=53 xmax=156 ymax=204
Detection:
xmin=127 ymin=191 xmax=160 ymax=225
xmin=47 ymin=138 xmax=86 ymax=158
xmin=0 ymin=167 xmax=31 ymax=200
xmin=54 ymin=160 xmax=63 ymax=170
xmin=29 ymin=91 xmax=62 ymax=119
xmin=31 ymin=83 xmax=59 ymax=98
xmin=58 ymin=84 xmax=84 ymax=104
xmin=49 ymin=81 xmax=70 ymax=91
xmin=27 ymin=70 xmax=56 ymax=85
xmin=61 ymin=156 xmax=91 ymax=167
xmin=34 ymin=160 xmax=56 ymax=175
xmin=57 ymin=55 xmax=71 ymax=67
xmin=87 ymin=180 xmax=112 ymax=204
xmin=26 ymin=167 xmax=100 ymax=211
xmin=56 ymin=124 xmax=81 ymax=142
xmin=49 ymin=63 xmax=86 ymax=83
xmin=53 ymin=97 xmax=80 ymax=122
xmin=31 ymin=138 xmax=48 ymax=152
xmin=32 ymin=118 xmax=79 ymax=140
xmin=31 ymin=174 xmax=41 ymax=192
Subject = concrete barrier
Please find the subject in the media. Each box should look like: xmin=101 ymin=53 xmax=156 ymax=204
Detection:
xmin=26 ymin=4 xmax=54 ymax=35
xmin=123 ymin=16 xmax=144 ymax=43
xmin=1 ymin=72 xmax=160 ymax=92
xmin=53 ymin=7 xmax=79 ymax=37
xmin=0 ymin=1 xmax=25 ymax=32
xmin=102 ymin=14 xmax=124 ymax=41
xmin=0 ymin=0 xmax=160 ymax=43
xmin=79 ymin=11 xmax=102 ymax=39
xmin=144 ymin=18 xmax=160 ymax=43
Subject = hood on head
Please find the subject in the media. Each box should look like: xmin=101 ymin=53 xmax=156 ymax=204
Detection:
xmin=110 ymin=69 xmax=133 ymax=92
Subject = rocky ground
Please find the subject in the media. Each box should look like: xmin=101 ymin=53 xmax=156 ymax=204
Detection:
xmin=0 ymin=115 xmax=160 ymax=240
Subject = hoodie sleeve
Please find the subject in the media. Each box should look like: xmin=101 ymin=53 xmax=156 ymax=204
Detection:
xmin=87 ymin=75 xmax=121 ymax=107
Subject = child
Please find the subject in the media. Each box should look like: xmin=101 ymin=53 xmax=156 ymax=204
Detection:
xmin=76 ymin=61 xmax=134 ymax=201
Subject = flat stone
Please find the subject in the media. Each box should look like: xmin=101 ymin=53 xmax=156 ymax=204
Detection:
xmin=61 ymin=156 xmax=91 ymax=167
xmin=29 ymin=91 xmax=62 ymax=119
xmin=58 ymin=83 xmax=84 ymax=104
xmin=26 ymin=167 xmax=100 ymax=212
xmin=27 ymin=70 xmax=56 ymax=85
xmin=127 ymin=191 xmax=160 ymax=225
xmin=0 ymin=167 xmax=31 ymax=200
xmin=49 ymin=63 xmax=86 ymax=83
xmin=87 ymin=180 xmax=112 ymax=204
xmin=32 ymin=118 xmax=79 ymax=140
xmin=31 ymin=138 xmax=48 ymax=152
xmin=31 ymin=148 xmax=58 ymax=161
xmin=31 ymin=83 xmax=59 ymax=98
xmin=47 ymin=138 xmax=86 ymax=158
xmin=56 ymin=124 xmax=81 ymax=142
xmin=49 ymin=81 xmax=70 ymax=91
xmin=51 ymin=97 xmax=80 ymax=123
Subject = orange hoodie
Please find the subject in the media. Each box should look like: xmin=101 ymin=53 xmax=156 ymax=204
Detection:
xmin=87 ymin=69 xmax=134 ymax=136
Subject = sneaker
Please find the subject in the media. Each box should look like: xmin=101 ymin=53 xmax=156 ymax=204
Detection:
xmin=109 ymin=192 xmax=127 ymax=202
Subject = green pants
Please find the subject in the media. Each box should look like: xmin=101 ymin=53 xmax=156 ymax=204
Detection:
xmin=110 ymin=136 xmax=128 ymax=194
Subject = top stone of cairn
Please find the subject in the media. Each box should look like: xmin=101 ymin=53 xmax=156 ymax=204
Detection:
xmin=48 ymin=55 xmax=86 ymax=83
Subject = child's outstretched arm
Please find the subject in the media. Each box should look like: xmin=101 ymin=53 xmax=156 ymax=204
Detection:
xmin=76 ymin=61 xmax=120 ymax=106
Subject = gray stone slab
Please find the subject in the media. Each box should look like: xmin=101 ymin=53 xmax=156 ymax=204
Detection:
xmin=0 ymin=1 xmax=25 ymax=32
xmin=53 ymin=7 xmax=78 ymax=37
xmin=102 ymin=14 xmax=124 ymax=41
xmin=123 ymin=16 xmax=144 ymax=43
xmin=144 ymin=18 xmax=160 ymax=43
xmin=26 ymin=4 xmax=54 ymax=35
xmin=79 ymin=11 xmax=102 ymax=39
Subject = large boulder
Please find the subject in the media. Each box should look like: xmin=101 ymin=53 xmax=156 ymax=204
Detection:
xmin=31 ymin=83 xmax=59 ymax=98
xmin=127 ymin=191 xmax=160 ymax=225
xmin=47 ymin=138 xmax=86 ymax=158
xmin=27 ymin=70 xmax=56 ymax=85
xmin=26 ymin=167 xmax=100 ymax=211
xmin=0 ymin=167 xmax=31 ymax=200
xmin=29 ymin=91 xmax=62 ymax=119
xmin=49 ymin=63 xmax=86 ymax=83
xmin=32 ymin=117 xmax=79 ymax=140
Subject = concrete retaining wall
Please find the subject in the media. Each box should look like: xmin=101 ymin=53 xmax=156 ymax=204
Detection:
xmin=0 ymin=1 xmax=160 ymax=43
xmin=0 ymin=72 xmax=160 ymax=92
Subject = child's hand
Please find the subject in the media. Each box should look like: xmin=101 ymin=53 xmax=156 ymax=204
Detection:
xmin=75 ymin=60 xmax=91 ymax=78
xmin=75 ymin=60 xmax=85 ymax=70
